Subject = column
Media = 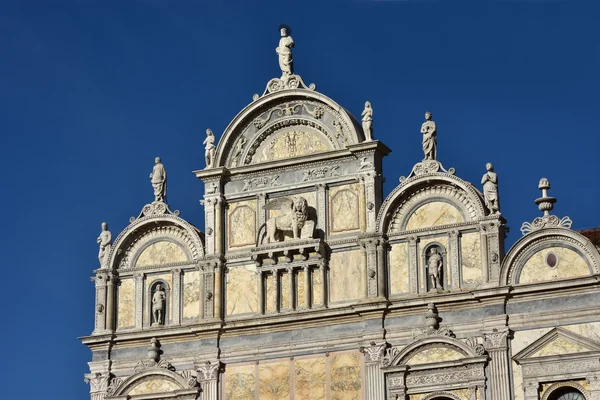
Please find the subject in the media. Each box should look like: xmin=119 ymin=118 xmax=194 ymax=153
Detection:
xmin=287 ymin=267 xmax=294 ymax=310
xmin=484 ymin=329 xmax=512 ymax=400
xmin=303 ymin=266 xmax=310 ymax=309
xmin=257 ymin=270 xmax=264 ymax=315
xmin=105 ymin=275 xmax=116 ymax=331
xmin=84 ymin=372 xmax=110 ymax=400
xmin=320 ymin=262 xmax=327 ymax=307
xmin=93 ymin=273 xmax=108 ymax=333
xmin=273 ymin=272 xmax=280 ymax=313
xmin=171 ymin=269 xmax=182 ymax=325
xmin=376 ymin=238 xmax=387 ymax=298
xmin=204 ymin=267 xmax=214 ymax=319
xmin=213 ymin=262 xmax=223 ymax=320
xmin=363 ymin=343 xmax=386 ymax=400
xmin=196 ymin=361 xmax=221 ymax=400
xmin=214 ymin=197 xmax=225 ymax=255
xmin=408 ymin=236 xmax=419 ymax=294
xmin=479 ymin=225 xmax=490 ymax=284
xmin=134 ymin=273 xmax=144 ymax=329
xmin=316 ymin=184 xmax=327 ymax=237
xmin=361 ymin=172 xmax=378 ymax=233
xmin=448 ymin=230 xmax=461 ymax=290
xmin=202 ymin=198 xmax=216 ymax=254
xmin=198 ymin=265 xmax=205 ymax=320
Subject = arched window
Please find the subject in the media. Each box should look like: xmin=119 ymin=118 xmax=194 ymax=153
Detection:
xmin=548 ymin=387 xmax=586 ymax=400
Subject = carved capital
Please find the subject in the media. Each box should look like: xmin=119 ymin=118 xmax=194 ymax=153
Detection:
xmin=362 ymin=342 xmax=387 ymax=365
xmin=408 ymin=236 xmax=419 ymax=245
xmin=196 ymin=360 xmax=221 ymax=381
xmin=133 ymin=273 xmax=144 ymax=281
xmin=483 ymin=328 xmax=510 ymax=349
xmin=588 ymin=375 xmax=600 ymax=391
xmin=84 ymin=372 xmax=110 ymax=393
xmin=523 ymin=381 xmax=539 ymax=397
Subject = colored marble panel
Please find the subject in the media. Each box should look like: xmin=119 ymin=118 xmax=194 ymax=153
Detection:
xmin=294 ymin=357 xmax=326 ymax=399
xmin=312 ymin=268 xmax=323 ymax=306
xmin=390 ymin=242 xmax=409 ymax=294
xmin=228 ymin=200 xmax=257 ymax=249
xmin=226 ymin=265 xmax=257 ymax=315
xmin=136 ymin=241 xmax=188 ymax=267
xmin=182 ymin=270 xmax=200 ymax=320
xmin=519 ymin=246 xmax=590 ymax=284
xmin=128 ymin=378 xmax=180 ymax=395
xmin=281 ymin=271 xmax=290 ymax=310
xmin=406 ymin=346 xmax=464 ymax=365
xmin=461 ymin=232 xmax=482 ymax=285
xmin=266 ymin=273 xmax=277 ymax=312
xmin=225 ymin=364 xmax=256 ymax=400
xmin=144 ymin=273 xmax=173 ymax=326
xmin=531 ymin=336 xmax=590 ymax=357
xmin=253 ymin=128 xmax=332 ymax=164
xmin=329 ymin=184 xmax=364 ymax=234
xmin=297 ymin=270 xmax=305 ymax=308
xmin=259 ymin=361 xmax=290 ymax=400
xmin=330 ymin=352 xmax=362 ymax=400
xmin=117 ymin=278 xmax=135 ymax=329
xmin=330 ymin=250 xmax=364 ymax=302
xmin=405 ymin=201 xmax=464 ymax=231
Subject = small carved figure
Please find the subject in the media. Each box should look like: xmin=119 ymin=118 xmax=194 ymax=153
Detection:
xmin=361 ymin=101 xmax=374 ymax=141
xmin=427 ymin=247 xmax=443 ymax=290
xmin=204 ymin=129 xmax=216 ymax=168
xmin=359 ymin=156 xmax=373 ymax=170
xmin=276 ymin=24 xmax=294 ymax=79
xmin=481 ymin=162 xmax=500 ymax=214
xmin=149 ymin=157 xmax=167 ymax=202
xmin=257 ymin=196 xmax=314 ymax=244
xmin=152 ymin=284 xmax=166 ymax=326
xmin=231 ymin=137 xmax=247 ymax=167
xmin=421 ymin=111 xmax=437 ymax=160
xmin=96 ymin=222 xmax=112 ymax=267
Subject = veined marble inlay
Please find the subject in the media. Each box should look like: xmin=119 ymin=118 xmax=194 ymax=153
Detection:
xmin=281 ymin=271 xmax=290 ymax=310
xmin=329 ymin=184 xmax=364 ymax=234
xmin=297 ymin=270 xmax=306 ymax=308
xmin=519 ymin=246 xmax=589 ymax=284
xmin=390 ymin=242 xmax=409 ymax=294
xmin=330 ymin=352 xmax=362 ymax=400
xmin=117 ymin=278 xmax=135 ymax=328
xmin=225 ymin=364 xmax=255 ymax=400
xmin=228 ymin=200 xmax=257 ymax=249
xmin=182 ymin=270 xmax=200 ymax=320
xmin=405 ymin=201 xmax=464 ymax=231
xmin=461 ymin=232 xmax=482 ymax=285
xmin=266 ymin=273 xmax=277 ymax=312
xmin=312 ymin=268 xmax=323 ymax=306
xmin=406 ymin=346 xmax=464 ymax=365
xmin=128 ymin=378 xmax=179 ymax=395
xmin=253 ymin=129 xmax=331 ymax=164
xmin=259 ymin=361 xmax=290 ymax=400
xmin=330 ymin=250 xmax=364 ymax=302
xmin=226 ymin=264 xmax=257 ymax=315
xmin=295 ymin=357 xmax=327 ymax=399
xmin=136 ymin=241 xmax=188 ymax=267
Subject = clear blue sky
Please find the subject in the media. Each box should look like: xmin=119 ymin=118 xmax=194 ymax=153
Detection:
xmin=1 ymin=1 xmax=599 ymax=398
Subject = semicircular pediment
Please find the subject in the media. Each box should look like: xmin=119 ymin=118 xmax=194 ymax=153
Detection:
xmin=135 ymin=240 xmax=189 ymax=268
xmin=404 ymin=344 xmax=465 ymax=365
xmin=127 ymin=377 xmax=180 ymax=395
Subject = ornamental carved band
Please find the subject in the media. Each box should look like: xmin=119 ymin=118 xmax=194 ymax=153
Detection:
xmin=405 ymin=364 xmax=484 ymax=386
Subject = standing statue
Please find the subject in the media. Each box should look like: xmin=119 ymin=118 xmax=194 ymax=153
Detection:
xmin=149 ymin=157 xmax=167 ymax=202
xmin=276 ymin=24 xmax=294 ymax=79
xmin=481 ymin=162 xmax=500 ymax=214
xmin=421 ymin=111 xmax=437 ymax=160
xmin=427 ymin=247 xmax=443 ymax=290
xmin=152 ymin=284 xmax=166 ymax=326
xmin=204 ymin=129 xmax=216 ymax=169
xmin=96 ymin=222 xmax=112 ymax=267
xmin=231 ymin=136 xmax=246 ymax=167
xmin=361 ymin=101 xmax=374 ymax=141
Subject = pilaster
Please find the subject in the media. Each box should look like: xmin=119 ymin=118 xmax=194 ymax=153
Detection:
xmin=448 ymin=230 xmax=461 ymax=290
xmin=484 ymin=328 xmax=512 ymax=400
xmin=316 ymin=183 xmax=327 ymax=237
xmin=587 ymin=375 xmax=600 ymax=400
xmin=195 ymin=361 xmax=222 ymax=400
xmin=84 ymin=372 xmax=110 ymax=400
xmin=171 ymin=268 xmax=182 ymax=325
xmin=360 ymin=172 xmax=378 ymax=233
xmin=134 ymin=273 xmax=144 ymax=329
xmin=93 ymin=272 xmax=108 ymax=333
xmin=408 ymin=236 xmax=419 ymax=294
xmin=363 ymin=342 xmax=386 ymax=400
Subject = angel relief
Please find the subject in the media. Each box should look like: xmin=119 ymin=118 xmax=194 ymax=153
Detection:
xmin=256 ymin=196 xmax=315 ymax=245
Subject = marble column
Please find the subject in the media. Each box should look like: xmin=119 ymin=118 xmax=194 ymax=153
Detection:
xmin=196 ymin=361 xmax=221 ymax=400
xmin=106 ymin=275 xmax=116 ymax=331
xmin=171 ymin=269 xmax=182 ymax=325
xmin=484 ymin=329 xmax=512 ymax=400
xmin=287 ymin=267 xmax=294 ymax=310
xmin=257 ymin=270 xmax=264 ymax=315
xmin=448 ymin=230 xmax=461 ymax=290
xmin=363 ymin=343 xmax=386 ymax=400
xmin=303 ymin=266 xmax=310 ymax=309
xmin=93 ymin=272 xmax=108 ymax=333
xmin=479 ymin=225 xmax=490 ymax=284
xmin=134 ymin=273 xmax=144 ymax=329
xmin=214 ymin=197 xmax=225 ymax=255
xmin=198 ymin=265 xmax=205 ymax=320
xmin=408 ymin=236 xmax=419 ymax=294
xmin=84 ymin=372 xmax=110 ymax=400
xmin=376 ymin=238 xmax=387 ymax=298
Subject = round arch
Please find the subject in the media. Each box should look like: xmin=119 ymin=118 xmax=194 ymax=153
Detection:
xmin=421 ymin=392 xmax=464 ymax=400
xmin=212 ymin=89 xmax=364 ymax=168
xmin=389 ymin=336 xmax=476 ymax=367
xmin=109 ymin=368 xmax=193 ymax=397
xmin=541 ymin=382 xmax=590 ymax=400
xmin=377 ymin=174 xmax=487 ymax=234
xmin=499 ymin=228 xmax=600 ymax=285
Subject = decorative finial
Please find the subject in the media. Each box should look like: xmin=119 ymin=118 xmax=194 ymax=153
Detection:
xmin=481 ymin=162 xmax=501 ymax=215
xmin=150 ymin=157 xmax=167 ymax=203
xmin=147 ymin=337 xmax=160 ymax=362
xmin=520 ymin=178 xmax=572 ymax=235
xmin=421 ymin=111 xmax=437 ymax=161
xmin=361 ymin=101 xmax=374 ymax=142
xmin=96 ymin=222 xmax=112 ymax=267
xmin=204 ymin=129 xmax=216 ymax=169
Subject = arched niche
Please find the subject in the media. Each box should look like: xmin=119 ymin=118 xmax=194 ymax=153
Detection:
xmin=500 ymin=228 xmax=600 ymax=286
xmin=108 ymin=368 xmax=199 ymax=399
xmin=212 ymin=90 xmax=364 ymax=168
xmin=422 ymin=242 xmax=448 ymax=291
xmin=107 ymin=215 xmax=205 ymax=270
xmin=147 ymin=279 xmax=170 ymax=327
xmin=421 ymin=393 xmax=464 ymax=400
xmin=390 ymin=337 xmax=475 ymax=367
xmin=377 ymin=175 xmax=486 ymax=234
xmin=542 ymin=382 xmax=590 ymax=400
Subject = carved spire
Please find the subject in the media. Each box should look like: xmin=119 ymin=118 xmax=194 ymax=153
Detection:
xmin=520 ymin=178 xmax=572 ymax=235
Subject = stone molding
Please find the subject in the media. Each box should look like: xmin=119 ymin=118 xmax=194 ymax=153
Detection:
xmin=540 ymin=381 xmax=591 ymax=400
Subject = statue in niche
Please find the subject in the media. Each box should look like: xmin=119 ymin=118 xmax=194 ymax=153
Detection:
xmin=481 ymin=162 xmax=500 ymax=214
xmin=276 ymin=24 xmax=294 ymax=79
xmin=204 ymin=129 xmax=216 ymax=169
xmin=152 ymin=284 xmax=166 ymax=326
xmin=149 ymin=157 xmax=167 ymax=202
xmin=361 ymin=101 xmax=374 ymax=141
xmin=427 ymin=247 xmax=443 ymax=290
xmin=421 ymin=111 xmax=437 ymax=160
xmin=256 ymin=196 xmax=314 ymax=244
xmin=96 ymin=222 xmax=112 ymax=267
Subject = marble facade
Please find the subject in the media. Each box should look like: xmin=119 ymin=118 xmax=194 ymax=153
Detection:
xmin=82 ymin=26 xmax=600 ymax=400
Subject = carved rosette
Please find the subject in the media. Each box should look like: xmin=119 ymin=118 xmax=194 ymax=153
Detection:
xmin=130 ymin=200 xmax=180 ymax=223
xmin=253 ymin=74 xmax=316 ymax=100
xmin=520 ymin=214 xmax=573 ymax=235
xmin=400 ymin=160 xmax=456 ymax=183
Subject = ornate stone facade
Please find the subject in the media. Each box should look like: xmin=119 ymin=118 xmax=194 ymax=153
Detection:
xmin=81 ymin=26 xmax=600 ymax=400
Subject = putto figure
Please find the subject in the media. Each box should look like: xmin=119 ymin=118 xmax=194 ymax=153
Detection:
xmin=421 ymin=111 xmax=437 ymax=160
xmin=96 ymin=222 xmax=112 ymax=267
xmin=481 ymin=162 xmax=500 ymax=214
xmin=428 ymin=247 xmax=443 ymax=290
xmin=361 ymin=101 xmax=374 ymax=141
xmin=204 ymin=129 xmax=216 ymax=168
xmin=149 ymin=157 xmax=167 ymax=202
xmin=276 ymin=24 xmax=294 ymax=79
xmin=152 ymin=284 xmax=166 ymax=326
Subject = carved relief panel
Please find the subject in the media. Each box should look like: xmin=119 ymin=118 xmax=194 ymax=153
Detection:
xmin=227 ymin=200 xmax=257 ymax=250
xmin=328 ymin=183 xmax=366 ymax=236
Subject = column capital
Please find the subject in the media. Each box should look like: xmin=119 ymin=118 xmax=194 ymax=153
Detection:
xmin=483 ymin=328 xmax=511 ymax=350
xmin=84 ymin=372 xmax=110 ymax=394
xmin=361 ymin=342 xmax=387 ymax=365
xmin=195 ymin=360 xmax=222 ymax=382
